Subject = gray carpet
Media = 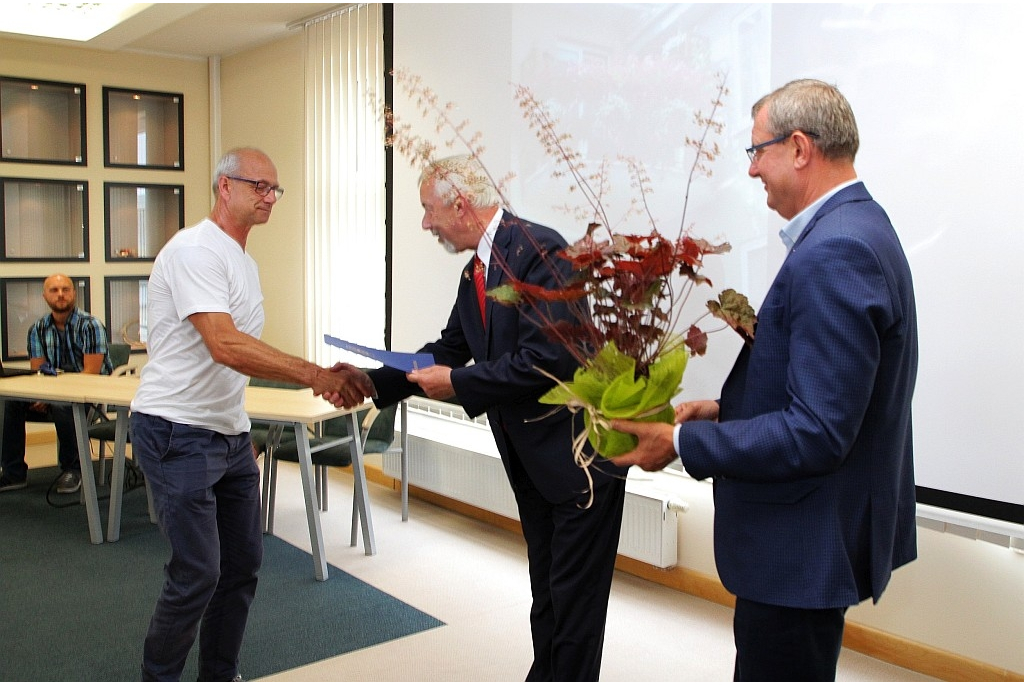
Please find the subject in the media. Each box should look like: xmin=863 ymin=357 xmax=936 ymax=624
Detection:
xmin=0 ymin=465 xmax=443 ymax=681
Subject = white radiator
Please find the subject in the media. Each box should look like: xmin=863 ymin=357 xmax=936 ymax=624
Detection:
xmin=382 ymin=398 xmax=679 ymax=568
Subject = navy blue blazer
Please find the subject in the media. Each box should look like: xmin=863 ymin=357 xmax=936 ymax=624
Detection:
xmin=676 ymin=182 xmax=918 ymax=609
xmin=370 ymin=212 xmax=627 ymax=504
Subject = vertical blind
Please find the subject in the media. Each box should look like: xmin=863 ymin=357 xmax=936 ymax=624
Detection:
xmin=303 ymin=3 xmax=386 ymax=365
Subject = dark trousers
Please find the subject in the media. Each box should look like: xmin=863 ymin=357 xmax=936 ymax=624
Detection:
xmin=131 ymin=412 xmax=264 ymax=682
xmin=1 ymin=400 xmax=80 ymax=480
xmin=510 ymin=453 xmax=627 ymax=682
xmin=732 ymin=597 xmax=848 ymax=682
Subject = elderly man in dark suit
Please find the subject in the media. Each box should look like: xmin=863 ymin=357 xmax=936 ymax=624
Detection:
xmin=367 ymin=154 xmax=627 ymax=681
xmin=610 ymin=79 xmax=919 ymax=681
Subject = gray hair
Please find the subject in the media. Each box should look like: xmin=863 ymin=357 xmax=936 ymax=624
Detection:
xmin=211 ymin=147 xmax=265 ymax=194
xmin=752 ymin=79 xmax=859 ymax=161
xmin=419 ymin=155 xmax=500 ymax=209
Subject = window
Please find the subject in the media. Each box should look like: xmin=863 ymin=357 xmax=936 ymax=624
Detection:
xmin=301 ymin=4 xmax=388 ymax=365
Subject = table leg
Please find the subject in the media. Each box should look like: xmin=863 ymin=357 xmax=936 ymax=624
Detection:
xmin=260 ymin=423 xmax=285 ymax=533
xmin=294 ymin=421 xmax=329 ymax=581
xmin=71 ymin=403 xmax=104 ymax=544
xmin=400 ymin=400 xmax=409 ymax=522
xmin=349 ymin=412 xmax=377 ymax=556
xmin=105 ymin=407 xmax=130 ymax=542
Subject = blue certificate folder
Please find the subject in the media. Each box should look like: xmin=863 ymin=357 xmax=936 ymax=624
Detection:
xmin=324 ymin=335 xmax=434 ymax=373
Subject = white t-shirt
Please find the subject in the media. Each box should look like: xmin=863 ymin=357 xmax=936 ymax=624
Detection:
xmin=131 ymin=218 xmax=265 ymax=435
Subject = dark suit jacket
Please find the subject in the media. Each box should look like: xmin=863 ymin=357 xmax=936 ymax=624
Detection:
xmin=676 ymin=182 xmax=918 ymax=609
xmin=371 ymin=211 xmax=627 ymax=504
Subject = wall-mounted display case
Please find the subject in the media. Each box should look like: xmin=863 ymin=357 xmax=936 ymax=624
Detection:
xmin=104 ymin=182 xmax=183 ymax=261
xmin=0 ymin=76 xmax=86 ymax=165
xmin=1 ymin=276 xmax=91 ymax=361
xmin=1 ymin=177 xmax=88 ymax=261
xmin=105 ymin=275 xmax=149 ymax=351
xmin=103 ymin=87 xmax=183 ymax=170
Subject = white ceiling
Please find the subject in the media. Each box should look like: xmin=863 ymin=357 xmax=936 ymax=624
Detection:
xmin=0 ymin=3 xmax=347 ymax=60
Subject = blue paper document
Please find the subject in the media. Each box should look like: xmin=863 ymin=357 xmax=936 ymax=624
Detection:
xmin=324 ymin=335 xmax=434 ymax=373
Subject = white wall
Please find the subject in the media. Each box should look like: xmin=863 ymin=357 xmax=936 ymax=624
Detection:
xmin=391 ymin=3 xmax=1024 ymax=674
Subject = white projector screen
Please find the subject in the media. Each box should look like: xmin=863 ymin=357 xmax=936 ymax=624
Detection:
xmin=391 ymin=3 xmax=1024 ymax=527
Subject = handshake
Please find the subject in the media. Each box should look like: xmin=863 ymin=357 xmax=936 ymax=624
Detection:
xmin=313 ymin=362 xmax=378 ymax=409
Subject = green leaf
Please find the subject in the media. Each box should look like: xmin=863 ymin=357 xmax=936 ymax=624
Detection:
xmin=487 ymin=283 xmax=522 ymax=305
xmin=707 ymin=288 xmax=757 ymax=345
xmin=538 ymin=341 xmax=687 ymax=458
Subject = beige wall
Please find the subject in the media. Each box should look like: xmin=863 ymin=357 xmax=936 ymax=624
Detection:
xmin=0 ymin=32 xmax=307 ymax=358
xmin=0 ymin=36 xmax=210 ymax=336
xmin=219 ymin=32 xmax=308 ymax=356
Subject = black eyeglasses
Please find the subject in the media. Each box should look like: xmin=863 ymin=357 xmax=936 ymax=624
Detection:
xmin=745 ymin=133 xmax=792 ymax=163
xmin=227 ymin=176 xmax=285 ymax=200
xmin=745 ymin=131 xmax=819 ymax=163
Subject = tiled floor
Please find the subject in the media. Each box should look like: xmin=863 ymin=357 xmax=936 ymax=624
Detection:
xmin=22 ymin=439 xmax=933 ymax=681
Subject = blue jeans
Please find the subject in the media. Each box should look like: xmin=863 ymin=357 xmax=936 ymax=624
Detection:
xmin=131 ymin=412 xmax=263 ymax=682
xmin=1 ymin=400 xmax=80 ymax=480
xmin=1 ymin=397 xmax=80 ymax=479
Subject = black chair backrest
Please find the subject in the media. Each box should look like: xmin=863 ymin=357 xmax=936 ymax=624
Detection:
xmin=248 ymin=377 xmax=305 ymax=391
xmin=365 ymin=402 xmax=398 ymax=449
xmin=108 ymin=343 xmax=131 ymax=370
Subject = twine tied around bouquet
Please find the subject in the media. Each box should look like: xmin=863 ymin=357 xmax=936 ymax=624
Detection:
xmin=531 ymin=367 xmax=670 ymax=509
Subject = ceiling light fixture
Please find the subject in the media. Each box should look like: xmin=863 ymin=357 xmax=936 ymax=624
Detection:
xmin=3 ymin=2 xmax=151 ymax=42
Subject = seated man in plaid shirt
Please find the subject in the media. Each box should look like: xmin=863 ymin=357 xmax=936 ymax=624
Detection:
xmin=0 ymin=274 xmax=112 ymax=494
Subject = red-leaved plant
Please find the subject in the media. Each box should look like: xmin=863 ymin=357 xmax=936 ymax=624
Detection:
xmin=383 ymin=69 xmax=756 ymax=494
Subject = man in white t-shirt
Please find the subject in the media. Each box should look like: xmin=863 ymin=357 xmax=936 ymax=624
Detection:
xmin=130 ymin=147 xmax=373 ymax=682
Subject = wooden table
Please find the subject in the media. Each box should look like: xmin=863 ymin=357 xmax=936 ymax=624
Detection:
xmin=0 ymin=372 xmax=134 ymax=544
xmin=1 ymin=373 xmax=376 ymax=580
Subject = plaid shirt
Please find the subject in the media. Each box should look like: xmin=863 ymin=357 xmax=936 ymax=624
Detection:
xmin=27 ymin=308 xmax=113 ymax=375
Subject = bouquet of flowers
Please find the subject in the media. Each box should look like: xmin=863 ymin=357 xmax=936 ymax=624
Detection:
xmin=385 ymin=69 xmax=756 ymax=469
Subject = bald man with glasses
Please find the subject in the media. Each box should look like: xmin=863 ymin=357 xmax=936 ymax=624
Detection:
xmin=130 ymin=147 xmax=372 ymax=681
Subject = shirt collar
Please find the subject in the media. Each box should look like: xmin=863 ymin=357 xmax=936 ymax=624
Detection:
xmin=43 ymin=307 xmax=80 ymax=328
xmin=475 ymin=207 xmax=504 ymax=269
xmin=779 ymin=179 xmax=859 ymax=253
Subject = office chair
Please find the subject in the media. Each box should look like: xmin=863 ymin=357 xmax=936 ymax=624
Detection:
xmin=262 ymin=400 xmax=401 ymax=547
xmin=87 ymin=343 xmax=138 ymax=485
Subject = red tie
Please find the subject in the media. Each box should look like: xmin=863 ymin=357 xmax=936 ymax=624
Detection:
xmin=473 ymin=255 xmax=486 ymax=325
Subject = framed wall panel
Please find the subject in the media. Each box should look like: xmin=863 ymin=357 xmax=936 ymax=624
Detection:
xmin=0 ymin=76 xmax=86 ymax=165
xmin=104 ymin=182 xmax=183 ymax=261
xmin=1 ymin=177 xmax=88 ymax=261
xmin=104 ymin=275 xmax=149 ymax=351
xmin=103 ymin=87 xmax=183 ymax=170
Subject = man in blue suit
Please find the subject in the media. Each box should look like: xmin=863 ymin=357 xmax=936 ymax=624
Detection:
xmin=609 ymin=79 xmax=919 ymax=681
xmin=367 ymin=155 xmax=628 ymax=681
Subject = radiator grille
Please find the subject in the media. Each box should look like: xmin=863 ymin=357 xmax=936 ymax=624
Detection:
xmin=383 ymin=400 xmax=678 ymax=568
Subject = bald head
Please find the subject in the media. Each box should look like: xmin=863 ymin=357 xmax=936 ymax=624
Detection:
xmin=42 ymin=273 xmax=76 ymax=317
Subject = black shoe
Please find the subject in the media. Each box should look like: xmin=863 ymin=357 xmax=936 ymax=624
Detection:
xmin=0 ymin=473 xmax=28 ymax=492
xmin=56 ymin=470 xmax=81 ymax=494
